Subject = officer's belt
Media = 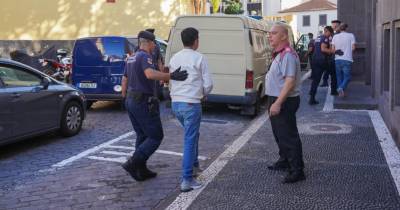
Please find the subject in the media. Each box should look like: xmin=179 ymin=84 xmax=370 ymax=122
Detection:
xmin=126 ymin=91 xmax=153 ymax=102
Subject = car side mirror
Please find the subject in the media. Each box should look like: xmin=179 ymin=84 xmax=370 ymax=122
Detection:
xmin=41 ymin=77 xmax=51 ymax=90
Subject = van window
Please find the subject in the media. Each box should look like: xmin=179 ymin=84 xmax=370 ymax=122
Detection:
xmin=74 ymin=38 xmax=125 ymax=67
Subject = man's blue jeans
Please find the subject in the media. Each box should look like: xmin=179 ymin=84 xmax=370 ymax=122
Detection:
xmin=172 ymin=102 xmax=201 ymax=181
xmin=335 ymin=60 xmax=352 ymax=91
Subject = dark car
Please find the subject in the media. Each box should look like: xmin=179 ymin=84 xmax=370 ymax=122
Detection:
xmin=71 ymin=36 xmax=167 ymax=108
xmin=0 ymin=58 xmax=86 ymax=146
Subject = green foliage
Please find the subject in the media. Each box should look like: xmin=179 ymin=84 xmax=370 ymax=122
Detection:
xmin=224 ymin=0 xmax=243 ymax=14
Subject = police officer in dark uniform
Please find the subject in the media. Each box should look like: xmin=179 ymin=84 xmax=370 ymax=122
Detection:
xmin=309 ymin=26 xmax=334 ymax=105
xmin=121 ymin=31 xmax=188 ymax=181
xmin=321 ymin=20 xmax=341 ymax=90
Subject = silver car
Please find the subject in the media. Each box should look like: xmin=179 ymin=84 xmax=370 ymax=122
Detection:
xmin=0 ymin=58 xmax=86 ymax=146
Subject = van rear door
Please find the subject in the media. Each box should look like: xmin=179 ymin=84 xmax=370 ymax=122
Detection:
xmin=169 ymin=17 xmax=247 ymax=97
xmin=72 ymin=37 xmax=126 ymax=95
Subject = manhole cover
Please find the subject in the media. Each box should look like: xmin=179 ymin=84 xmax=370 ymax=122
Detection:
xmin=310 ymin=125 xmax=342 ymax=132
xmin=298 ymin=123 xmax=352 ymax=135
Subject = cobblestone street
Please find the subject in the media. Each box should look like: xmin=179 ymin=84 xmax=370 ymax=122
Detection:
xmin=1 ymin=80 xmax=400 ymax=209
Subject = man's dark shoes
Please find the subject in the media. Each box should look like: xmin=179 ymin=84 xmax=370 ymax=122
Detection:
xmin=308 ymin=98 xmax=319 ymax=105
xmin=268 ymin=161 xmax=289 ymax=171
xmin=142 ymin=164 xmax=157 ymax=179
xmin=282 ymin=171 xmax=306 ymax=184
xmin=122 ymin=159 xmax=146 ymax=181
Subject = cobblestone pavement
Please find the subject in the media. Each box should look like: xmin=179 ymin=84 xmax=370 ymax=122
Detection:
xmin=0 ymin=100 xmax=253 ymax=209
xmin=169 ymin=81 xmax=400 ymax=210
xmin=2 ymin=80 xmax=400 ymax=210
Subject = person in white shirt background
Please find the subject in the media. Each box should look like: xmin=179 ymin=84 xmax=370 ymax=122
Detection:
xmin=168 ymin=27 xmax=213 ymax=192
xmin=331 ymin=23 xmax=356 ymax=97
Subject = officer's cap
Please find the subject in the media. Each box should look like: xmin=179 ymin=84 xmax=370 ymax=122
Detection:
xmin=138 ymin=31 xmax=155 ymax=42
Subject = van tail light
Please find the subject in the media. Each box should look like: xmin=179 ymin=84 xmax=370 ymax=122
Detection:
xmin=245 ymin=70 xmax=253 ymax=89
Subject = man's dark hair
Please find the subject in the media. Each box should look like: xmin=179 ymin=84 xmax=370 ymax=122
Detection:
xmin=145 ymin=28 xmax=155 ymax=34
xmin=308 ymin=33 xmax=313 ymax=39
xmin=181 ymin=27 xmax=199 ymax=47
xmin=331 ymin=20 xmax=341 ymax=24
xmin=325 ymin=26 xmax=334 ymax=34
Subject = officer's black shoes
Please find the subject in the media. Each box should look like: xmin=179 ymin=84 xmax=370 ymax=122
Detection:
xmin=282 ymin=170 xmax=306 ymax=184
xmin=122 ymin=159 xmax=146 ymax=182
xmin=267 ymin=161 xmax=290 ymax=171
xmin=308 ymin=98 xmax=319 ymax=105
xmin=142 ymin=163 xmax=157 ymax=179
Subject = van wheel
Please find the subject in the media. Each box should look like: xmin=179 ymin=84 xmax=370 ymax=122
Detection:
xmin=253 ymin=96 xmax=261 ymax=116
xmin=60 ymin=101 xmax=83 ymax=137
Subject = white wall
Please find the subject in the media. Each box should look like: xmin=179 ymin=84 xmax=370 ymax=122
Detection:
xmin=263 ymin=0 xmax=338 ymax=17
xmin=263 ymin=0 xmax=281 ymax=16
xmin=291 ymin=10 xmax=337 ymax=38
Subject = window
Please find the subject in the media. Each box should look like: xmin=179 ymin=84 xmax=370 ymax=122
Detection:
xmin=319 ymin=14 xmax=327 ymax=26
xmin=395 ymin=22 xmax=400 ymax=106
xmin=0 ymin=66 xmax=41 ymax=87
xmin=382 ymin=25 xmax=390 ymax=92
xmin=303 ymin=15 xmax=310 ymax=27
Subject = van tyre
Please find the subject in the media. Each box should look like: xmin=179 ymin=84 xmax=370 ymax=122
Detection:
xmin=60 ymin=101 xmax=83 ymax=137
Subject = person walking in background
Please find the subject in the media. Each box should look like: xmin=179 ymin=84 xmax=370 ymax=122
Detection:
xmin=309 ymin=26 xmax=335 ymax=105
xmin=332 ymin=23 xmax=356 ymax=97
xmin=168 ymin=27 xmax=213 ymax=192
xmin=265 ymin=23 xmax=305 ymax=183
xmin=304 ymin=33 xmax=315 ymax=79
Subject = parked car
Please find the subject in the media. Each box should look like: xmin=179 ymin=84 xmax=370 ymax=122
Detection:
xmin=0 ymin=58 xmax=86 ymax=146
xmin=71 ymin=36 xmax=167 ymax=109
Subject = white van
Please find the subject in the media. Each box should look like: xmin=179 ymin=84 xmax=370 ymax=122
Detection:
xmin=165 ymin=15 xmax=294 ymax=116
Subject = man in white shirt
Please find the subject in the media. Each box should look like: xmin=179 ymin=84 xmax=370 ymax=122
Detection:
xmin=168 ymin=27 xmax=213 ymax=192
xmin=332 ymin=23 xmax=356 ymax=97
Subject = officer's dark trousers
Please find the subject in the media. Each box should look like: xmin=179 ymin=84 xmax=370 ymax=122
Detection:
xmin=267 ymin=96 xmax=304 ymax=172
xmin=125 ymin=96 xmax=164 ymax=161
xmin=310 ymin=59 xmax=328 ymax=97
xmin=322 ymin=60 xmax=337 ymax=90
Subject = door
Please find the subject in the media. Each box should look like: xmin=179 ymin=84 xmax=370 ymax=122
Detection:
xmin=0 ymin=76 xmax=14 ymax=141
xmin=0 ymin=64 xmax=60 ymax=136
xmin=295 ymin=34 xmax=311 ymax=70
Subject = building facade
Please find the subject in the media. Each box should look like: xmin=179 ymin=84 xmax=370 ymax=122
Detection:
xmin=337 ymin=0 xmax=400 ymax=143
xmin=279 ymin=0 xmax=337 ymax=38
xmin=263 ymin=0 xmax=337 ymax=38
xmin=0 ymin=0 xmax=203 ymax=58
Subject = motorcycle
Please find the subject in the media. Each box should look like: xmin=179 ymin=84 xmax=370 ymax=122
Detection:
xmin=10 ymin=47 xmax=72 ymax=83
xmin=38 ymin=49 xmax=72 ymax=82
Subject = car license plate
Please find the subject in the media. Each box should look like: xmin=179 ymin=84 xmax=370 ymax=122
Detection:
xmin=79 ymin=83 xmax=97 ymax=88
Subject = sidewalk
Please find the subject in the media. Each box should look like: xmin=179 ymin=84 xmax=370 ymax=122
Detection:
xmin=164 ymin=81 xmax=400 ymax=210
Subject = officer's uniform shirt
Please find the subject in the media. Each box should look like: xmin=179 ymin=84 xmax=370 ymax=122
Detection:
xmin=151 ymin=42 xmax=162 ymax=70
xmin=123 ymin=50 xmax=155 ymax=95
xmin=312 ymin=35 xmax=330 ymax=62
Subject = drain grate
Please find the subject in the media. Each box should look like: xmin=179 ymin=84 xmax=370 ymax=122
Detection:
xmin=298 ymin=123 xmax=353 ymax=135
